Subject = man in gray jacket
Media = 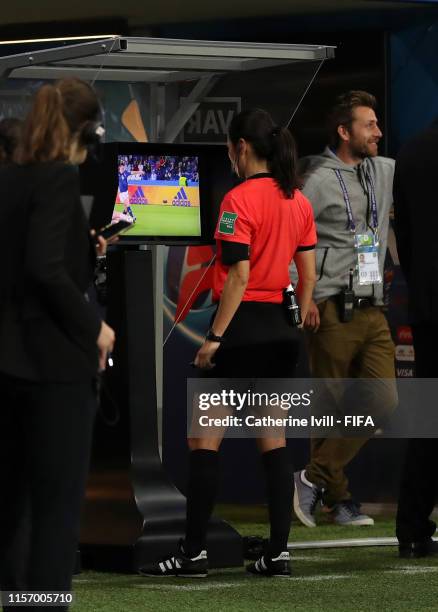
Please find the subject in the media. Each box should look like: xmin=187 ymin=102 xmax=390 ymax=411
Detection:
xmin=294 ymin=91 xmax=397 ymax=527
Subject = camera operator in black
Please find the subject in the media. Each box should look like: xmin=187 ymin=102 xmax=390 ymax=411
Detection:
xmin=140 ymin=108 xmax=317 ymax=579
xmin=0 ymin=79 xmax=115 ymax=609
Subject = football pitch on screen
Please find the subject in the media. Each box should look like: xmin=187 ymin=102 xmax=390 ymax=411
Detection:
xmin=115 ymin=204 xmax=200 ymax=237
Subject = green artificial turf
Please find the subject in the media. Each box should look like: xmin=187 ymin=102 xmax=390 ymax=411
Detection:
xmin=115 ymin=204 xmax=201 ymax=237
xmin=71 ymin=506 xmax=438 ymax=612
xmin=216 ymin=503 xmax=396 ymax=541
xmin=73 ymin=548 xmax=438 ymax=612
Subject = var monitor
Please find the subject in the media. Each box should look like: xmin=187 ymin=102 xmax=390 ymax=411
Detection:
xmin=85 ymin=143 xmax=234 ymax=245
xmin=115 ymin=152 xmax=200 ymax=238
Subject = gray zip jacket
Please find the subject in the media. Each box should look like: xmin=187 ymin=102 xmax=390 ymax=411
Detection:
xmin=300 ymin=146 xmax=395 ymax=305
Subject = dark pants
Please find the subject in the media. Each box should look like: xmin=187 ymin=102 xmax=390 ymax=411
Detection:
xmin=0 ymin=373 xmax=96 ymax=611
xmin=396 ymin=323 xmax=438 ymax=543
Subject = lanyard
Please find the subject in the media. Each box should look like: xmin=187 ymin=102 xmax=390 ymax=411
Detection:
xmin=334 ymin=168 xmax=378 ymax=235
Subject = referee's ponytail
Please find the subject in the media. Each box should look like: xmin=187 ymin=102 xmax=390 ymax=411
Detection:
xmin=228 ymin=108 xmax=298 ymax=198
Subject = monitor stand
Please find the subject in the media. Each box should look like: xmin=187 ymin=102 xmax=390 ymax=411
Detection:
xmin=80 ymin=248 xmax=242 ymax=571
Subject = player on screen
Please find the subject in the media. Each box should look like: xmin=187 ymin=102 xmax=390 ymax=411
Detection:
xmin=118 ymin=162 xmax=137 ymax=222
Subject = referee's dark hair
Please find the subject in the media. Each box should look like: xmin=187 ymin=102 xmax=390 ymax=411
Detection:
xmin=228 ymin=108 xmax=298 ymax=198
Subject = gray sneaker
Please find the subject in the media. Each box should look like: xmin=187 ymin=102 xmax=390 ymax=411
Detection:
xmin=329 ymin=500 xmax=374 ymax=526
xmin=293 ymin=470 xmax=322 ymax=528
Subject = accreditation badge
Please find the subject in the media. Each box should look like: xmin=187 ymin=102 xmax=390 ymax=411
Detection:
xmin=355 ymin=233 xmax=381 ymax=286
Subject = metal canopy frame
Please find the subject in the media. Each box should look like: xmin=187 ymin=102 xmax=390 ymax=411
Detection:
xmin=0 ymin=36 xmax=335 ymax=82
xmin=0 ymin=33 xmax=337 ymax=183
xmin=0 ymin=35 xmax=336 ymax=143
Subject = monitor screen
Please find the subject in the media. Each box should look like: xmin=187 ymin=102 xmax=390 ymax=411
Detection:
xmin=83 ymin=142 xmax=235 ymax=245
xmin=113 ymin=154 xmax=201 ymax=238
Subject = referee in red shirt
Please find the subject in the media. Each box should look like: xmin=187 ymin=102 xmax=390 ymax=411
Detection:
xmin=140 ymin=108 xmax=317 ymax=578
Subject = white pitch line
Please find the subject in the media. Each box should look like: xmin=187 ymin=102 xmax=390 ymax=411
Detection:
xmin=137 ymin=583 xmax=241 ymax=591
xmin=386 ymin=566 xmax=438 ymax=575
xmin=291 ymin=555 xmax=341 ymax=561
xmin=137 ymin=574 xmax=350 ymax=591
xmin=290 ymin=574 xmax=350 ymax=582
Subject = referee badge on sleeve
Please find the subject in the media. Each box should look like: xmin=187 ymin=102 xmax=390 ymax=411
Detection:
xmin=219 ymin=211 xmax=238 ymax=235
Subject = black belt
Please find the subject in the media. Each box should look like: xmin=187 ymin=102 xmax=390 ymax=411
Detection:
xmin=328 ymin=296 xmax=374 ymax=309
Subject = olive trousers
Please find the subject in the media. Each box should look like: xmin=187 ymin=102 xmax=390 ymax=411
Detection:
xmin=305 ymin=299 xmax=397 ymax=506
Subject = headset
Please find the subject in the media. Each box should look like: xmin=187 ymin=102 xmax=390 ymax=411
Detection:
xmin=79 ymin=99 xmax=106 ymax=159
xmin=80 ymin=117 xmax=105 ymax=147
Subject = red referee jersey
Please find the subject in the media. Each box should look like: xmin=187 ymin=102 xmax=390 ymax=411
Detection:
xmin=213 ymin=175 xmax=316 ymax=303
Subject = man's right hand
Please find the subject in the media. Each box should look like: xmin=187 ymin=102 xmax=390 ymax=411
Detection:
xmin=97 ymin=321 xmax=116 ymax=371
xmin=304 ymin=300 xmax=320 ymax=332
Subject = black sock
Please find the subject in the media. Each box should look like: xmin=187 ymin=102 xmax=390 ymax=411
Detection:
xmin=184 ymin=449 xmax=219 ymax=557
xmin=262 ymin=447 xmax=293 ymax=558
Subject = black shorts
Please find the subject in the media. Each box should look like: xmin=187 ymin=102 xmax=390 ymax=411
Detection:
xmin=205 ymin=301 xmax=302 ymax=378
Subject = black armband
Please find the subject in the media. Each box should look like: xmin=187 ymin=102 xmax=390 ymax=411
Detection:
xmin=221 ymin=240 xmax=250 ymax=265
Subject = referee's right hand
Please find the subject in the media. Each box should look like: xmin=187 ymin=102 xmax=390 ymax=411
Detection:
xmin=194 ymin=340 xmax=220 ymax=369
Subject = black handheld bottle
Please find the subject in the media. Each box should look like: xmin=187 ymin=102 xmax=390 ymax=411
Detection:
xmin=283 ymin=283 xmax=302 ymax=327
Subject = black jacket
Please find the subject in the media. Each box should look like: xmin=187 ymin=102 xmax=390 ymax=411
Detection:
xmin=0 ymin=161 xmax=101 ymax=381
xmin=393 ymin=120 xmax=438 ymax=324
